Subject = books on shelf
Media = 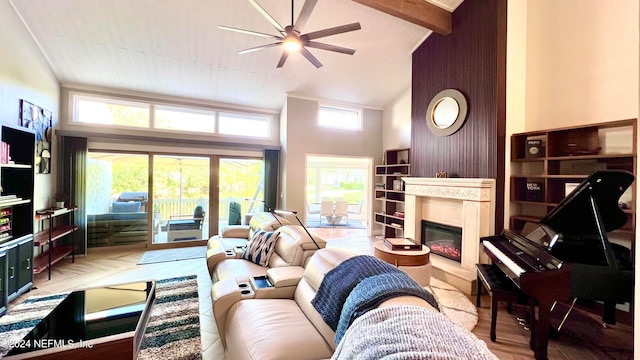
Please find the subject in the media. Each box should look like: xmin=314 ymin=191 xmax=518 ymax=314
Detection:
xmin=0 ymin=142 xmax=9 ymax=164
xmin=383 ymin=238 xmax=422 ymax=251
xmin=0 ymin=194 xmax=21 ymax=204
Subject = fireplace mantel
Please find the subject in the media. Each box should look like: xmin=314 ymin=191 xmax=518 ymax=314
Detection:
xmin=402 ymin=177 xmax=496 ymax=294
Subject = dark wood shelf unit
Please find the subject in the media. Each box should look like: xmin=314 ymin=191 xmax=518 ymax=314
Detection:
xmin=34 ymin=206 xmax=78 ymax=280
xmin=33 ymin=245 xmax=75 ymax=275
xmin=374 ymin=148 xmax=410 ymax=238
xmin=0 ymin=124 xmax=35 ymax=315
xmin=510 ymin=118 xmax=637 ymax=244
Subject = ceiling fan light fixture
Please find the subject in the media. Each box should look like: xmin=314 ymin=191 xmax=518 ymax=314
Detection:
xmin=283 ymin=35 xmax=301 ymax=52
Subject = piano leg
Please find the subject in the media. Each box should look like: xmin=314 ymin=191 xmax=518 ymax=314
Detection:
xmin=603 ymin=302 xmax=617 ymax=325
xmin=533 ymin=300 xmax=553 ymax=360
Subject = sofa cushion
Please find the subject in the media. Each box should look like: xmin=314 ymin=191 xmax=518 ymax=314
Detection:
xmin=112 ymin=201 xmax=141 ymax=213
xmin=242 ymin=230 xmax=278 ymax=266
xmin=225 ymin=299 xmax=334 ymax=360
xmin=249 ymin=212 xmax=289 ymax=233
xmin=213 ymin=259 xmax=268 ymax=283
xmin=272 ymin=226 xmax=326 ymax=267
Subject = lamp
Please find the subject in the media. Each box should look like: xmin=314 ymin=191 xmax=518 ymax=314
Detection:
xmin=283 ymin=34 xmax=301 ymax=52
xmin=274 ymin=209 xmax=321 ymax=249
xmin=245 ymin=198 xmax=282 ymax=226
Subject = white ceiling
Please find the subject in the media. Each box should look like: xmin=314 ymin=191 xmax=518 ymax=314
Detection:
xmin=10 ymin=0 xmax=461 ymax=111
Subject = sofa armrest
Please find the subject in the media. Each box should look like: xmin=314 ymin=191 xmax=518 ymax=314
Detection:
xmin=206 ymin=241 xmax=229 ymax=277
xmin=220 ymin=225 xmax=250 ymax=239
xmin=211 ymin=279 xmax=243 ymax=349
xmin=267 ymin=266 xmax=305 ymax=287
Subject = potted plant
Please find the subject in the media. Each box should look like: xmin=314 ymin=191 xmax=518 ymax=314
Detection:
xmin=54 ymin=193 xmax=68 ymax=209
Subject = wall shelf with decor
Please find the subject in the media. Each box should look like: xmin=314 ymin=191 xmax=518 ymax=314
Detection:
xmin=374 ymin=148 xmax=410 ymax=238
xmin=0 ymin=124 xmax=35 ymax=315
xmin=510 ymin=119 xmax=637 ymax=243
xmin=34 ymin=207 xmax=78 ymax=280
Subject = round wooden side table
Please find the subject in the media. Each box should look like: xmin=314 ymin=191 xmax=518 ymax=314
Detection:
xmin=373 ymin=240 xmax=431 ymax=286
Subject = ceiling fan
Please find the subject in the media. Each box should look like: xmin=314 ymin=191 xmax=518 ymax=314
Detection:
xmin=218 ymin=0 xmax=361 ymax=68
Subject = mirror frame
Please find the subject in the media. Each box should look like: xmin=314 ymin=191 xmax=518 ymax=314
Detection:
xmin=426 ymin=89 xmax=468 ymax=136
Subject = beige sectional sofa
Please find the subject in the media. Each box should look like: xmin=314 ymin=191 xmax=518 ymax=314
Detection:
xmin=208 ymin=224 xmax=327 ymax=283
xmin=211 ymin=248 xmax=498 ymax=360
xmin=206 ymin=212 xmax=291 ymax=275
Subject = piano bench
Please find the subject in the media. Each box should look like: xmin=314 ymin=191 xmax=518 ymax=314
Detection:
xmin=476 ymin=264 xmax=532 ymax=342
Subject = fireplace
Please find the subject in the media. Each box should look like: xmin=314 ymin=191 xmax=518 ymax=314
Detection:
xmin=402 ymin=177 xmax=496 ymax=294
xmin=422 ymin=220 xmax=462 ymax=263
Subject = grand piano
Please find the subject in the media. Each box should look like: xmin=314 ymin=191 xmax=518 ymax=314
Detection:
xmin=481 ymin=170 xmax=635 ymax=360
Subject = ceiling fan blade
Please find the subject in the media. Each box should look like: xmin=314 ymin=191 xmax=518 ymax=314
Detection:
xmin=293 ymin=0 xmax=318 ymax=33
xmin=305 ymin=41 xmax=356 ymax=55
xmin=248 ymin=0 xmax=286 ymax=35
xmin=300 ymin=47 xmax=323 ymax=68
xmin=218 ymin=25 xmax=282 ymax=40
xmin=276 ymin=52 xmax=289 ymax=68
xmin=238 ymin=42 xmax=282 ymax=55
xmin=303 ymin=22 xmax=361 ymax=40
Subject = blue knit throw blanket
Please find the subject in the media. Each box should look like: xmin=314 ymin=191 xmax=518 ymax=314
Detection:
xmin=311 ymin=255 xmax=439 ymax=345
xmin=335 ymin=272 xmax=439 ymax=345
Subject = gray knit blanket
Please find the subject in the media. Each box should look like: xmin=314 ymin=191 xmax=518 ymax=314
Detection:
xmin=311 ymin=255 xmax=439 ymax=345
xmin=332 ymin=305 xmax=499 ymax=360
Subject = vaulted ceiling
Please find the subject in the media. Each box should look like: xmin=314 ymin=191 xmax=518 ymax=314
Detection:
xmin=10 ymin=0 xmax=462 ymax=110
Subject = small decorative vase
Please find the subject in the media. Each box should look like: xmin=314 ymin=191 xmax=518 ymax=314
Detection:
xmin=56 ymin=201 xmax=65 ymax=209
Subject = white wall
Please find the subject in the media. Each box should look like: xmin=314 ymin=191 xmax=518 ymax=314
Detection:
xmin=504 ymin=0 xmax=528 ymax=229
xmin=280 ymin=96 xmax=383 ymax=222
xmin=525 ymin=0 xmax=638 ymax=129
xmin=0 ymin=0 xmax=60 ymax=210
xmin=382 ymin=87 xmax=412 ymax=152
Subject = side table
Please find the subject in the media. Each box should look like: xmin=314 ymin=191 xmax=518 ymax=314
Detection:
xmin=373 ymin=240 xmax=431 ymax=286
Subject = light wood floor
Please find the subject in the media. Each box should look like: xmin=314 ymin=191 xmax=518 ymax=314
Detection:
xmin=10 ymin=228 xmax=633 ymax=360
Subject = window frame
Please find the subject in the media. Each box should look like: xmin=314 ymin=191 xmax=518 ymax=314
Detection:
xmin=69 ymin=91 xmax=275 ymax=141
xmin=317 ymin=103 xmax=363 ymax=132
xmin=218 ymin=111 xmax=272 ymax=139
xmin=73 ymin=94 xmax=151 ymax=129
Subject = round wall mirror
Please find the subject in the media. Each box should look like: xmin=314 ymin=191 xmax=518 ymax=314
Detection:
xmin=426 ymin=89 xmax=468 ymax=136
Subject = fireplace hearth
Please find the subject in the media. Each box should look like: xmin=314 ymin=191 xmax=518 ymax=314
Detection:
xmin=422 ymin=220 xmax=462 ymax=263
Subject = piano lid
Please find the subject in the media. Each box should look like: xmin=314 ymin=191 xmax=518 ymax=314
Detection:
xmin=541 ymin=170 xmax=634 ymax=236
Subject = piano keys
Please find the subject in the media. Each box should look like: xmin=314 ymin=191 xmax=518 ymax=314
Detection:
xmin=481 ymin=170 xmax=635 ymax=360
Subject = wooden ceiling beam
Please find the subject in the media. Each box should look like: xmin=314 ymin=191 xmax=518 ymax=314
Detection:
xmin=352 ymin=0 xmax=452 ymax=35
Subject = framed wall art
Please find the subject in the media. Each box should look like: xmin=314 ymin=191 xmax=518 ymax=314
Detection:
xmin=20 ymin=99 xmax=52 ymax=174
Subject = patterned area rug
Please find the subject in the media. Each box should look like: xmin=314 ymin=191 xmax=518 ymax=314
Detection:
xmin=0 ymin=275 xmax=201 ymax=359
xmin=428 ymin=277 xmax=478 ymax=331
xmin=137 ymin=246 xmax=207 ymax=265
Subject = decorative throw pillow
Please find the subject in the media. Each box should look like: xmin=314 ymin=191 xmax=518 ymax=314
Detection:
xmin=242 ymin=230 xmax=278 ymax=266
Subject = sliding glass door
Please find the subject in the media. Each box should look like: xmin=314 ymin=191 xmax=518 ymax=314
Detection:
xmin=306 ymin=156 xmax=370 ymax=229
xmin=218 ymin=158 xmax=264 ymax=230
xmin=86 ymin=152 xmax=149 ymax=248
xmin=86 ymin=151 xmax=264 ymax=248
xmin=152 ymin=155 xmax=210 ymax=244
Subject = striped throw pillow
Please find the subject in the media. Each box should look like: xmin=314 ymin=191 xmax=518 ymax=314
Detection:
xmin=241 ymin=230 xmax=278 ymax=266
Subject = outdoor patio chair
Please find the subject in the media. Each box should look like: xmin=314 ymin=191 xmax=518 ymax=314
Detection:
xmin=166 ymin=205 xmax=205 ymax=242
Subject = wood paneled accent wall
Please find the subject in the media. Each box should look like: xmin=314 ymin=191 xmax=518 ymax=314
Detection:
xmin=410 ymin=0 xmax=507 ymax=231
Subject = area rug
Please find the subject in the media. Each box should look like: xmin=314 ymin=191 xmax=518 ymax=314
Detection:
xmin=0 ymin=275 xmax=201 ymax=359
xmin=428 ymin=277 xmax=478 ymax=331
xmin=306 ymin=220 xmax=367 ymax=229
xmin=137 ymin=246 xmax=207 ymax=265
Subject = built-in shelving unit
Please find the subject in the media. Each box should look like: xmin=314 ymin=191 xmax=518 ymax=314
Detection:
xmin=510 ymin=119 xmax=637 ymax=244
xmin=374 ymin=148 xmax=410 ymax=238
xmin=0 ymin=124 xmax=35 ymax=315
xmin=34 ymin=207 xmax=77 ymax=280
